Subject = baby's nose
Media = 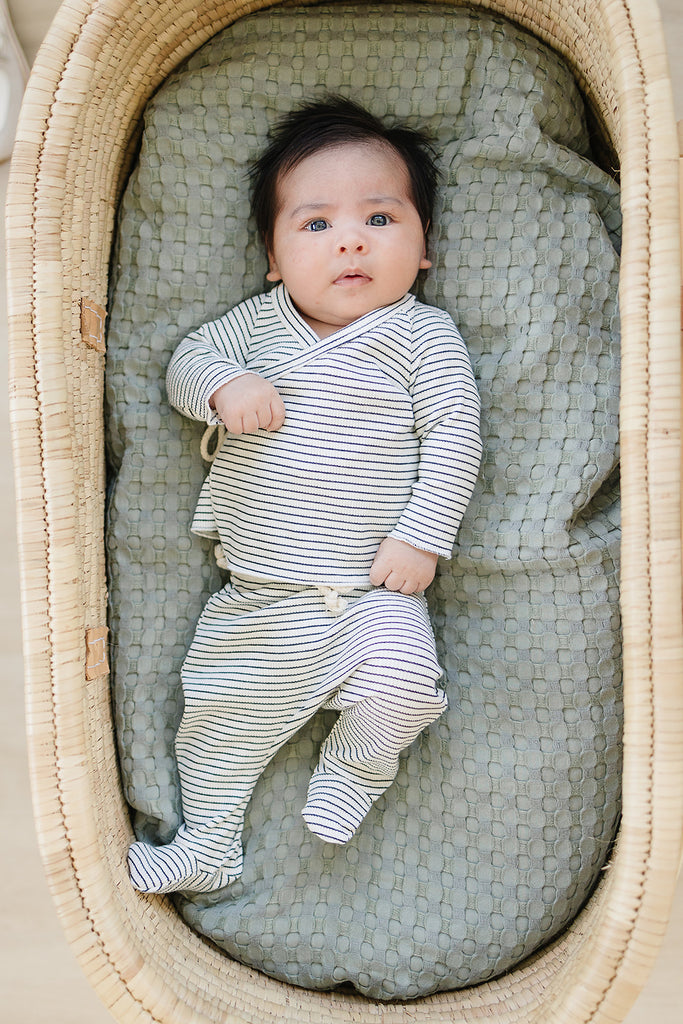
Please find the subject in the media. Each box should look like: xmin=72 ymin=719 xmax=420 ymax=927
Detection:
xmin=338 ymin=236 xmax=366 ymax=253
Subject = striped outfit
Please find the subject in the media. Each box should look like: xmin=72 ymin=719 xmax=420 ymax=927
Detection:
xmin=127 ymin=285 xmax=481 ymax=894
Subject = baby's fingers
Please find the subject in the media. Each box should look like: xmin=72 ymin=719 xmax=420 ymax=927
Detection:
xmin=211 ymin=375 xmax=285 ymax=434
xmin=368 ymin=558 xmax=389 ymax=587
xmin=239 ymin=409 xmax=262 ymax=433
xmin=381 ymin=570 xmax=414 ymax=594
xmin=240 ymin=400 xmax=285 ymax=433
xmin=266 ymin=394 xmax=287 ymax=431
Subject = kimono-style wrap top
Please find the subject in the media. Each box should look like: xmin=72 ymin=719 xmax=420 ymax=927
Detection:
xmin=166 ymin=284 xmax=482 ymax=587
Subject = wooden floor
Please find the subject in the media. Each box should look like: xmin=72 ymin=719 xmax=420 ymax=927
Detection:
xmin=0 ymin=1 xmax=680 ymax=1021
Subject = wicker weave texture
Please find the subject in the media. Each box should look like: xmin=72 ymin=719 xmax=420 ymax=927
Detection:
xmin=6 ymin=1 xmax=682 ymax=1023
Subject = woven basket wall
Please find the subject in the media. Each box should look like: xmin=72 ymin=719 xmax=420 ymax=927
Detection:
xmin=6 ymin=1 xmax=682 ymax=1023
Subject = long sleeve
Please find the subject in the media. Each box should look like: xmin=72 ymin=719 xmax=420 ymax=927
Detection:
xmin=166 ymin=297 xmax=262 ymax=424
xmin=170 ymin=288 xmax=480 ymax=585
xmin=389 ymin=306 xmax=482 ymax=557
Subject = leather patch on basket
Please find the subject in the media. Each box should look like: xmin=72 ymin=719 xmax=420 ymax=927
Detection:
xmin=81 ymin=299 xmax=107 ymax=353
xmin=85 ymin=627 xmax=109 ymax=680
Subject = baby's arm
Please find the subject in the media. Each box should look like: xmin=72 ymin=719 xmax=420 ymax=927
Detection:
xmin=388 ymin=309 xmax=482 ymax=558
xmin=369 ymin=538 xmax=438 ymax=595
xmin=210 ymin=374 xmax=285 ymax=434
xmin=166 ymin=296 xmax=270 ymax=424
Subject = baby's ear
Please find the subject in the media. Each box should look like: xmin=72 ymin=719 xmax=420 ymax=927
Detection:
xmin=266 ymin=250 xmax=282 ymax=283
xmin=420 ymin=231 xmax=432 ymax=271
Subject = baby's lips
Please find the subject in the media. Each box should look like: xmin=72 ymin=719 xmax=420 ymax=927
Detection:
xmin=334 ymin=270 xmax=371 ymax=284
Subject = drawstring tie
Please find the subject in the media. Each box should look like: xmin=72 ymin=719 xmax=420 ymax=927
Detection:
xmin=316 ymin=586 xmax=353 ymax=615
xmin=214 ymin=544 xmax=229 ymax=570
xmin=200 ymin=427 xmax=229 ymax=571
xmin=200 ymin=423 xmax=226 ymax=463
xmin=210 ymin=563 xmax=353 ymax=614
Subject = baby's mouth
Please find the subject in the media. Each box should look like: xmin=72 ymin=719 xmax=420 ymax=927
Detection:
xmin=334 ymin=270 xmax=371 ymax=285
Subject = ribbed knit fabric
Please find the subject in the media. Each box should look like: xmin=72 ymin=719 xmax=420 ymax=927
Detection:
xmin=128 ymin=579 xmax=448 ymax=893
xmin=166 ymin=284 xmax=482 ymax=584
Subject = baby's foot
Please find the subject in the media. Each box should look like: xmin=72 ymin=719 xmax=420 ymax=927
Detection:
xmin=302 ymin=773 xmax=374 ymax=845
xmin=127 ymin=840 xmax=236 ymax=894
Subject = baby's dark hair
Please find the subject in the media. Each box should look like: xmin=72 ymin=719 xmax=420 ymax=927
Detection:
xmin=250 ymin=95 xmax=439 ymax=251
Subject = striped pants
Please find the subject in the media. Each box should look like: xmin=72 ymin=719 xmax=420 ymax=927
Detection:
xmin=127 ymin=577 xmax=448 ymax=894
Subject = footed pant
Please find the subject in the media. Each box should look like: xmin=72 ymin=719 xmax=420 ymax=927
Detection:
xmin=128 ymin=577 xmax=447 ymax=894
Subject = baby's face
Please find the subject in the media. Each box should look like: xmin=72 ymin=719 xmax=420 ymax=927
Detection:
xmin=266 ymin=141 xmax=431 ymax=338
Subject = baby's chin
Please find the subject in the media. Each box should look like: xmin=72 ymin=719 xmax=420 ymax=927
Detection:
xmin=300 ymin=303 xmax=400 ymax=338
xmin=300 ymin=291 xmax=415 ymax=337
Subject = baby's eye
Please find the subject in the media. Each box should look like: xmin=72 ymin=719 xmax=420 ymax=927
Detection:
xmin=305 ymin=219 xmax=329 ymax=232
xmin=368 ymin=213 xmax=391 ymax=227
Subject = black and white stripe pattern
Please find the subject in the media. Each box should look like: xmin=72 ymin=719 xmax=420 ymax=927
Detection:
xmin=128 ymin=580 xmax=447 ymax=893
xmin=167 ymin=285 xmax=482 ymax=585
xmin=126 ymin=289 xmax=481 ymax=894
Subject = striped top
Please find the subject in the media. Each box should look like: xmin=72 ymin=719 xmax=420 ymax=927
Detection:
xmin=167 ymin=285 xmax=482 ymax=586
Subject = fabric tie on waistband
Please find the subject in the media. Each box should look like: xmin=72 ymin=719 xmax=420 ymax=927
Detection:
xmin=214 ymin=543 xmax=229 ymax=570
xmin=316 ymin=586 xmax=353 ymax=615
xmin=210 ymin=551 xmax=356 ymax=613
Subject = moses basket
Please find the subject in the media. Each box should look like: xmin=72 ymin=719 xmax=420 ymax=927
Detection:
xmin=6 ymin=0 xmax=683 ymax=1022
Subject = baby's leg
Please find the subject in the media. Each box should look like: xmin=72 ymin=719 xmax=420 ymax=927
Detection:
xmin=128 ymin=679 xmax=315 ymax=892
xmin=302 ymin=652 xmax=448 ymax=845
xmin=128 ymin=626 xmax=323 ymax=894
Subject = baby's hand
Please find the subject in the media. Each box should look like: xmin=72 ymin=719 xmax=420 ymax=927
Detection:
xmin=210 ymin=373 xmax=286 ymax=434
xmin=369 ymin=538 xmax=438 ymax=595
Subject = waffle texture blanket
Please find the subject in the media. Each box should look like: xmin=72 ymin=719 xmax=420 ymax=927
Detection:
xmin=105 ymin=3 xmax=622 ymax=1001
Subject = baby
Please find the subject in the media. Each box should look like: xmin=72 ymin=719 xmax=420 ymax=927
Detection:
xmin=128 ymin=96 xmax=482 ymax=895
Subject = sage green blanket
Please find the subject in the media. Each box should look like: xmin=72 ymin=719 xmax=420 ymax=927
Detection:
xmin=106 ymin=3 xmax=622 ymax=1000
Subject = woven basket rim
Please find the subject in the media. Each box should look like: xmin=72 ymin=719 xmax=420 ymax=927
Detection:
xmin=6 ymin=2 xmax=682 ymax=1023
